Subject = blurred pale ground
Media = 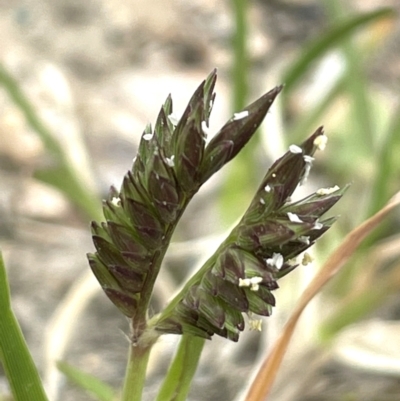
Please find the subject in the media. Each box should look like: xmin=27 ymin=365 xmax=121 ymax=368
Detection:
xmin=1 ymin=0 xmax=400 ymax=400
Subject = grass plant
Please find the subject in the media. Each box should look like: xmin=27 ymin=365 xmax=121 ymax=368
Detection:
xmin=0 ymin=1 xmax=399 ymax=400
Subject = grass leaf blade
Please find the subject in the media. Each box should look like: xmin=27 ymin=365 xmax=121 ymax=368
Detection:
xmin=282 ymin=8 xmax=395 ymax=94
xmin=0 ymin=252 xmax=49 ymax=401
xmin=155 ymin=335 xmax=205 ymax=401
xmin=57 ymin=361 xmax=115 ymax=401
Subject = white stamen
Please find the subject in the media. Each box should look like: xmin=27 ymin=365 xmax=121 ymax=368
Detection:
xmin=143 ymin=133 xmax=153 ymax=141
xmin=314 ymin=134 xmax=328 ymax=150
xmin=259 ymin=198 xmax=265 ymax=205
xmin=201 ymin=120 xmax=210 ymax=137
xmin=302 ymin=252 xmax=314 ymax=266
xmin=316 ymin=185 xmax=340 ymax=196
xmin=264 ymin=185 xmax=271 ymax=192
xmin=239 ymin=278 xmax=251 ymax=287
xmin=266 ymin=253 xmax=284 ymax=270
xmin=111 ymin=197 xmax=121 ymax=206
xmin=298 ymin=236 xmax=310 ymax=245
xmin=239 ymin=276 xmax=263 ymax=291
xmin=165 ymin=155 xmax=175 ymax=167
xmin=287 ymin=212 xmax=303 ymax=223
xmin=233 ymin=110 xmax=249 ymax=120
xmin=314 ymin=221 xmax=323 ymax=230
xmin=272 ymin=173 xmax=276 ymax=178
xmin=249 ymin=318 xmax=263 ymax=331
xmin=168 ymin=113 xmax=179 ymax=126
xmin=289 ymin=144 xmax=302 ymax=154
xmin=249 ymin=276 xmax=263 ymax=291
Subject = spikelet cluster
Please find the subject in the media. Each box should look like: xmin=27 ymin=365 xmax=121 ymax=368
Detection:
xmin=155 ymin=129 xmax=346 ymax=341
xmin=87 ymin=70 xmax=284 ymax=328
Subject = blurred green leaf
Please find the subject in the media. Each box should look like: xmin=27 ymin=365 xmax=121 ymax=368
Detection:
xmin=282 ymin=8 xmax=395 ymax=96
xmin=367 ymin=100 xmax=400 ymax=216
xmin=320 ymin=285 xmax=387 ymax=341
xmin=288 ymin=78 xmax=345 ymax=143
xmin=0 ymin=63 xmax=101 ymax=221
xmin=57 ymin=361 xmax=115 ymax=401
xmin=35 ymin=164 xmax=102 ymax=221
xmin=0 ymin=64 xmax=63 ymax=157
xmin=0 ymin=251 xmax=49 ymax=401
xmin=230 ymin=0 xmax=248 ymax=111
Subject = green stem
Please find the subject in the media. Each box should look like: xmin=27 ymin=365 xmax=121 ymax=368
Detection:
xmin=121 ymin=343 xmax=153 ymax=401
xmin=155 ymin=335 xmax=205 ymax=401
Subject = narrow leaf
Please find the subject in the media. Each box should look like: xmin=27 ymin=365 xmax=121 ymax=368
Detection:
xmin=57 ymin=361 xmax=115 ymax=401
xmin=155 ymin=335 xmax=205 ymax=401
xmin=282 ymin=8 xmax=395 ymax=94
xmin=0 ymin=252 xmax=49 ymax=401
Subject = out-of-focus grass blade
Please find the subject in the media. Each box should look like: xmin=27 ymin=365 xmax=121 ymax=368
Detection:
xmin=288 ymin=78 xmax=345 ymax=143
xmin=320 ymin=284 xmax=387 ymax=340
xmin=0 ymin=64 xmax=101 ymax=221
xmin=324 ymin=2 xmax=370 ymax=141
xmin=230 ymin=0 xmax=248 ymax=112
xmin=219 ymin=0 xmax=252 ymax=227
xmin=367 ymin=102 xmax=400 ymax=217
xmin=322 ymin=0 xmax=390 ymax=153
xmin=282 ymin=8 xmax=395 ymax=95
xmin=321 ymin=237 xmax=400 ymax=339
xmin=155 ymin=335 xmax=205 ymax=401
xmin=35 ymin=165 xmax=102 ymax=222
xmin=0 ymin=64 xmax=63 ymax=157
xmin=57 ymin=361 xmax=115 ymax=401
xmin=0 ymin=251 xmax=49 ymax=401
xmin=244 ymin=190 xmax=400 ymax=401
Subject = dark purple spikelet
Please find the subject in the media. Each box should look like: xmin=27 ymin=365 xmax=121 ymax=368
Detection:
xmin=200 ymin=85 xmax=283 ymax=184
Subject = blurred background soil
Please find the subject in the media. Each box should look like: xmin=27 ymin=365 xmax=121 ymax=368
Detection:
xmin=1 ymin=1 xmax=400 ymax=400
